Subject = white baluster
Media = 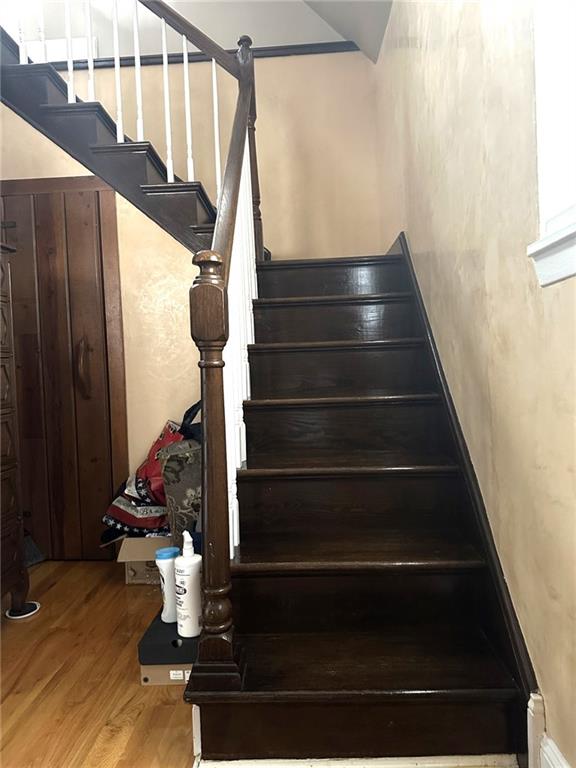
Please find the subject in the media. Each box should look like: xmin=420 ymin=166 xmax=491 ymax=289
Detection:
xmin=112 ymin=0 xmax=124 ymax=141
xmin=241 ymin=138 xmax=257 ymax=388
xmin=224 ymin=136 xmax=258 ymax=551
xmin=64 ymin=0 xmax=75 ymax=102
xmin=38 ymin=1 xmax=47 ymax=63
xmin=182 ymin=35 xmax=195 ymax=181
xmin=17 ymin=14 xmax=26 ymax=65
xmin=211 ymin=59 xmax=222 ymax=202
xmin=223 ymin=257 xmax=241 ymax=551
xmin=161 ymin=19 xmax=175 ymax=182
xmin=85 ymin=0 xmax=95 ymax=101
xmin=132 ymin=0 xmax=144 ymax=141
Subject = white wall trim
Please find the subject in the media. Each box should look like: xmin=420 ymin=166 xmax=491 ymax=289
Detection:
xmin=200 ymin=757 xmax=518 ymax=768
xmin=541 ymin=736 xmax=571 ymax=768
xmin=192 ymin=705 xmax=202 ymax=767
xmin=527 ymin=222 xmax=576 ymax=287
xmin=528 ymin=693 xmax=546 ymax=768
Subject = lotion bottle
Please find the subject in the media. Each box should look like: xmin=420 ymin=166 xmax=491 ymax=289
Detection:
xmin=155 ymin=546 xmax=180 ymax=623
xmin=174 ymin=531 xmax=202 ymax=638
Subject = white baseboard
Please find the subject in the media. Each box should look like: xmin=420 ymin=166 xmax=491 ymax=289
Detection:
xmin=541 ymin=736 xmax=571 ymax=768
xmin=528 ymin=693 xmax=546 ymax=768
xmin=200 ymin=756 xmax=518 ymax=768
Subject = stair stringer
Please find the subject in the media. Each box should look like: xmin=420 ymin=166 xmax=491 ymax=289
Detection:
xmin=396 ymin=231 xmax=537 ymax=710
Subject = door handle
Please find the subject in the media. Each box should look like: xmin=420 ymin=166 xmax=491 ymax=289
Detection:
xmin=75 ymin=335 xmax=92 ymax=400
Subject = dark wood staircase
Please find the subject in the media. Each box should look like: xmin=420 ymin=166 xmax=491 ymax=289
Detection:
xmin=1 ymin=17 xmax=535 ymax=761
xmin=186 ymin=240 xmax=534 ymax=760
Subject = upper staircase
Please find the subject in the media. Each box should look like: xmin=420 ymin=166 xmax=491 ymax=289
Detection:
xmin=0 ymin=3 xmax=535 ymax=762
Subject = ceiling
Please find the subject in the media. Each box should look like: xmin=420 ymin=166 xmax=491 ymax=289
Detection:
xmin=305 ymin=1 xmax=393 ymax=62
xmin=1 ymin=0 xmax=393 ymax=62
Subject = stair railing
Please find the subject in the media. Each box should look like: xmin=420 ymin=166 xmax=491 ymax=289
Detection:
xmin=136 ymin=0 xmax=262 ymax=689
xmin=7 ymin=0 xmax=265 ymax=689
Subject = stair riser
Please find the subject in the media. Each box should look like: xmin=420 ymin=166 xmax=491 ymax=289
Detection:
xmin=199 ymin=700 xmax=523 ymax=758
xmin=233 ymin=572 xmax=480 ymax=633
xmin=144 ymin=192 xmax=213 ymax=229
xmin=40 ymin=111 xmax=117 ymax=153
xmin=238 ymin=473 xmax=470 ymax=543
xmin=257 ymin=259 xmax=411 ymax=298
xmin=244 ymin=401 xmax=455 ymax=468
xmin=93 ymin=152 xmax=165 ymax=185
xmin=1 ymin=69 xmax=67 ymax=120
xmin=254 ymin=299 xmax=420 ymax=342
xmin=249 ymin=344 xmax=436 ymax=398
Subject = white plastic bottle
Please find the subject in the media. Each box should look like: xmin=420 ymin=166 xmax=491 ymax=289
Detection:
xmin=174 ymin=531 xmax=202 ymax=638
xmin=155 ymin=546 xmax=180 ymax=623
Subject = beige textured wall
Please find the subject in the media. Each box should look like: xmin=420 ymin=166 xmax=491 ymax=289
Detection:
xmin=74 ymin=52 xmax=384 ymax=259
xmin=0 ymin=104 xmax=199 ymax=470
xmin=375 ymin=2 xmax=576 ymax=761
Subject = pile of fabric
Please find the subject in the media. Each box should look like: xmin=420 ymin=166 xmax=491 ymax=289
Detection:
xmin=101 ymin=402 xmax=202 ymax=543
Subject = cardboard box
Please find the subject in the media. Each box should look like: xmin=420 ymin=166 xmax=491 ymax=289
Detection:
xmin=139 ymin=612 xmax=198 ymax=686
xmin=140 ymin=664 xmax=192 ymax=686
xmin=117 ymin=536 xmax=171 ymax=585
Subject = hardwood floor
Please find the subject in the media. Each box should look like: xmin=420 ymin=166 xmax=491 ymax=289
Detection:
xmin=1 ymin=561 xmax=194 ymax=768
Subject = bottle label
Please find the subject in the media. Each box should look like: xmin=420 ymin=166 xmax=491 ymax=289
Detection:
xmin=175 ymin=584 xmax=187 ymax=596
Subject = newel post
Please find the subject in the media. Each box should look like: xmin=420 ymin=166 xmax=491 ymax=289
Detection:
xmin=237 ymin=35 xmax=266 ymax=263
xmin=188 ymin=250 xmax=244 ymax=691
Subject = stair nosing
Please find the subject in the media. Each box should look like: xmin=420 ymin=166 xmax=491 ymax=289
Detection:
xmin=244 ymin=393 xmax=441 ymax=409
xmin=254 ymin=292 xmax=413 ymax=307
xmin=256 ymin=254 xmax=405 ymax=270
xmin=248 ymin=338 xmax=426 ymax=353
xmin=237 ymin=465 xmax=461 ymax=478
xmin=231 ymin=558 xmax=486 ymax=575
xmin=185 ymin=686 xmax=520 ymax=705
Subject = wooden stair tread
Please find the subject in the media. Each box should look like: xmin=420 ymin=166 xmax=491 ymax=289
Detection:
xmin=238 ymin=463 xmax=461 ymax=478
xmin=256 ymin=254 xmax=404 ymax=269
xmin=233 ymin=527 xmax=484 ymax=573
xmin=187 ymin=627 xmax=518 ymax=702
xmin=249 ymin=337 xmax=426 ymax=351
xmin=245 ymin=453 xmax=457 ymax=469
xmin=254 ymin=291 xmax=413 ymax=307
xmin=245 ymin=393 xmax=440 ymax=408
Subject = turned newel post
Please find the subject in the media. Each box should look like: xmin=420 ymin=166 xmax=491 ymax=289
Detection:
xmin=237 ymin=35 xmax=265 ymax=263
xmin=189 ymin=250 xmax=244 ymax=691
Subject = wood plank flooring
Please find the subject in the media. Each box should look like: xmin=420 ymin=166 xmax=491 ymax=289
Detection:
xmin=1 ymin=561 xmax=193 ymax=768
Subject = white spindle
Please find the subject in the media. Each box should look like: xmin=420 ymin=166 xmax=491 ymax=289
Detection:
xmin=112 ymin=0 xmax=124 ymax=141
xmin=17 ymin=14 xmax=26 ymax=65
xmin=38 ymin=1 xmax=47 ymax=63
xmin=85 ymin=0 xmax=95 ymax=101
xmin=182 ymin=35 xmax=195 ymax=181
xmin=211 ymin=59 xmax=222 ymax=202
xmin=132 ymin=0 xmax=144 ymax=141
xmin=225 ymin=139 xmax=258 ymax=551
xmin=64 ymin=0 xmax=75 ymax=102
xmin=161 ymin=19 xmax=175 ymax=182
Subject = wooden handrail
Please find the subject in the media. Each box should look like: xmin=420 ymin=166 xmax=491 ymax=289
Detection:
xmin=212 ymin=78 xmax=252 ymax=285
xmin=137 ymin=0 xmax=240 ymax=78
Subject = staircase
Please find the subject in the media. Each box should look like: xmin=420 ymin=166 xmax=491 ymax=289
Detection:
xmin=186 ymin=239 xmax=533 ymax=760
xmin=1 ymin=4 xmax=535 ymax=762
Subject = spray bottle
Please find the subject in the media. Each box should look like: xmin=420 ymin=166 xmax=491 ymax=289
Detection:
xmin=174 ymin=531 xmax=202 ymax=638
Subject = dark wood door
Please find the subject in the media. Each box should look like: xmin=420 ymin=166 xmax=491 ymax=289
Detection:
xmin=1 ymin=177 xmax=128 ymax=560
